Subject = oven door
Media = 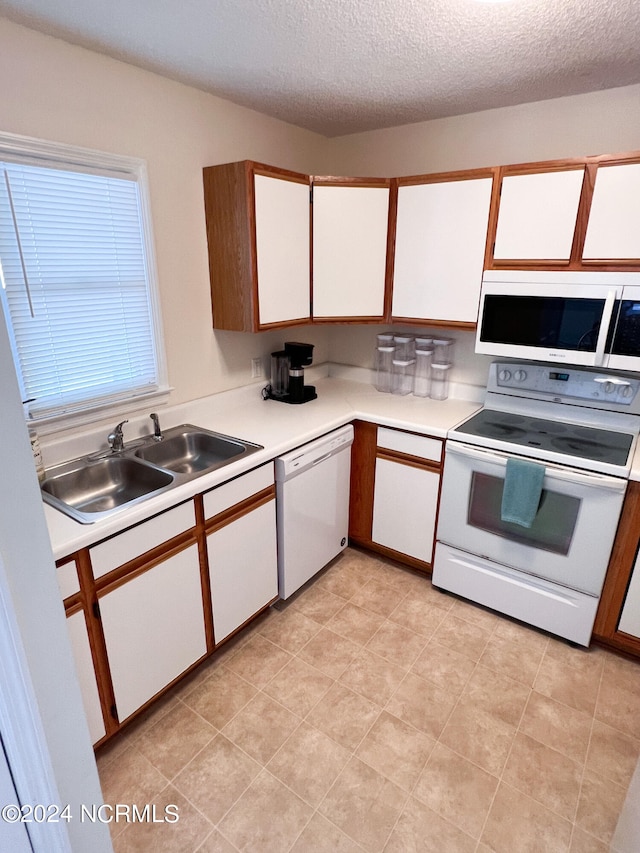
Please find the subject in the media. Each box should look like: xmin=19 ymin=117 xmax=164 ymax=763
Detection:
xmin=476 ymin=281 xmax=619 ymax=366
xmin=436 ymin=441 xmax=627 ymax=595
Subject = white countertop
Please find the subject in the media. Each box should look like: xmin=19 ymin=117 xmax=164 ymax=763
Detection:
xmin=45 ymin=370 xmax=483 ymax=560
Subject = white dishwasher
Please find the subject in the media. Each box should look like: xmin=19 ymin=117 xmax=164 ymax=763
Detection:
xmin=275 ymin=425 xmax=354 ymax=599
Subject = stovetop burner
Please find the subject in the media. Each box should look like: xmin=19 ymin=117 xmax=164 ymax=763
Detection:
xmin=454 ymin=409 xmax=633 ymax=468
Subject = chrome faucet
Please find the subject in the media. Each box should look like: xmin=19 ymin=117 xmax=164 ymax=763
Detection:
xmin=107 ymin=419 xmax=128 ymax=452
xmin=150 ymin=412 xmax=163 ymax=441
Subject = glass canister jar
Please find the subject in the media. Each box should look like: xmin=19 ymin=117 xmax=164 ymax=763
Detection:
xmin=432 ymin=337 xmax=454 ymax=365
xmin=430 ymin=362 xmax=451 ymax=400
xmin=413 ymin=349 xmax=433 ymax=397
xmin=393 ymin=335 xmax=414 ymax=362
xmin=392 ymin=359 xmax=415 ymax=395
xmin=375 ymin=346 xmax=395 ymax=393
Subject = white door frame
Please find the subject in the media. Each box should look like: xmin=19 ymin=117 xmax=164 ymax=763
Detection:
xmin=0 ymin=550 xmax=71 ymax=851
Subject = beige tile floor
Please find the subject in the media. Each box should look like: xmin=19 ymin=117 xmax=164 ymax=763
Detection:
xmin=97 ymin=548 xmax=640 ymax=852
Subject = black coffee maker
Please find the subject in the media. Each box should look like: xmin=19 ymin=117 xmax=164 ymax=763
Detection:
xmin=266 ymin=342 xmax=317 ymax=404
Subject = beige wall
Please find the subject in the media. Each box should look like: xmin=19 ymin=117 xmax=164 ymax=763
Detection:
xmin=325 ymin=85 xmax=640 ymax=176
xmin=0 ymin=17 xmax=331 ymax=413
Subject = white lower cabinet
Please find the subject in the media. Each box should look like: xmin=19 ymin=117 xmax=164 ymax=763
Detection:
xmin=372 ymin=457 xmax=440 ymax=564
xmin=65 ymin=609 xmax=105 ymax=745
xmin=619 ymin=550 xmax=640 ymax=638
xmin=99 ymin=543 xmax=206 ymax=722
xmin=207 ymin=500 xmax=278 ymax=644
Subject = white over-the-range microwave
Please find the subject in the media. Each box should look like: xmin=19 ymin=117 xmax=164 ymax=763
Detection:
xmin=476 ymin=270 xmax=640 ymax=372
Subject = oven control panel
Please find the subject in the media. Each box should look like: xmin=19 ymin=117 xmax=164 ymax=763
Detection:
xmin=491 ymin=362 xmax=640 ymax=408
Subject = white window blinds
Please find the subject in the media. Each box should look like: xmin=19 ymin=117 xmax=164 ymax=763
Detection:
xmin=0 ymin=156 xmax=163 ymax=420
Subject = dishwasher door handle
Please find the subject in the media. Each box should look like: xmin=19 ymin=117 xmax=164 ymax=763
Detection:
xmin=312 ymin=451 xmax=333 ymax=466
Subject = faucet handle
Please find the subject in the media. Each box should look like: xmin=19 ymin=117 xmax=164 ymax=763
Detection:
xmin=108 ymin=419 xmax=128 ymax=452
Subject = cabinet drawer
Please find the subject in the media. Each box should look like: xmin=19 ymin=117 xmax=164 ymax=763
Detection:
xmin=377 ymin=427 xmax=442 ymax=463
xmin=57 ymin=559 xmax=80 ymax=600
xmin=90 ymin=502 xmax=195 ymax=579
xmin=203 ymin=463 xmax=274 ymax=520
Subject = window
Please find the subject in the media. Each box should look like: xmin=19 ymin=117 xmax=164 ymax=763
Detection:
xmin=0 ymin=133 xmax=167 ymax=425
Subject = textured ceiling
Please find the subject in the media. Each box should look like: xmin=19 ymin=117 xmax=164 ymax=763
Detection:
xmin=1 ymin=0 xmax=640 ymax=137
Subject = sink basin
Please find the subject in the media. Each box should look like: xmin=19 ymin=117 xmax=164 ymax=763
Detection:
xmin=134 ymin=426 xmax=261 ymax=475
xmin=41 ymin=456 xmax=174 ymax=523
xmin=42 ymin=424 xmax=263 ymax=524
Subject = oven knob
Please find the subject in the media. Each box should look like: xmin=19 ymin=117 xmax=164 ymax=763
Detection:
xmin=498 ymin=369 xmax=512 ymax=382
xmin=514 ymin=369 xmax=527 ymax=382
xmin=620 ymin=384 xmax=634 ymax=398
xmin=603 ymin=382 xmax=616 ymax=394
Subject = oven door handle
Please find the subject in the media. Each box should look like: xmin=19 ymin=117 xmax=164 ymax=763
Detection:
xmin=446 ymin=441 xmax=628 ymax=492
xmin=595 ymin=289 xmax=619 ymax=367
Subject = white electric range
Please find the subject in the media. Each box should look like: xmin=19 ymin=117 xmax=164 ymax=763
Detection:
xmin=433 ymin=361 xmax=640 ymax=645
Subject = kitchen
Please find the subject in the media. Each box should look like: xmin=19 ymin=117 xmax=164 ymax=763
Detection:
xmin=2 ymin=4 xmax=640 ymax=853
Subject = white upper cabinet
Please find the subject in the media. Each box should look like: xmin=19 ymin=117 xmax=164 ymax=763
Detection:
xmin=254 ymin=173 xmax=311 ymax=325
xmin=583 ymin=163 xmax=640 ymax=260
xmin=312 ymin=182 xmax=389 ymax=319
xmin=392 ymin=175 xmax=493 ymax=324
xmin=493 ymin=169 xmax=585 ymax=262
xmin=203 ymin=161 xmax=310 ymax=331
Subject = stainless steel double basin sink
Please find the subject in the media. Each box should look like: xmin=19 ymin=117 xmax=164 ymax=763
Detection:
xmin=41 ymin=425 xmax=263 ymax=524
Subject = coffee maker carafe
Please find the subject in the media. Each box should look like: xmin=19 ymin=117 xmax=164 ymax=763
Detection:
xmin=266 ymin=342 xmax=317 ymax=404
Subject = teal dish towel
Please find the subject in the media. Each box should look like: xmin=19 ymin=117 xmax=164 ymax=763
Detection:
xmin=501 ymin=457 xmax=545 ymax=528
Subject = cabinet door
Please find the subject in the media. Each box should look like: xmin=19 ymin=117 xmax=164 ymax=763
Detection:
xmin=254 ymin=173 xmax=311 ymax=325
xmin=392 ymin=176 xmax=493 ymax=323
xmin=618 ymin=549 xmax=640 ymax=638
xmin=203 ymin=161 xmax=310 ymax=331
xmin=583 ymin=163 xmax=640 ymax=261
xmin=371 ymin=458 xmax=440 ymax=564
xmin=207 ymin=500 xmax=278 ymax=644
xmin=66 ymin=609 xmax=106 ymax=745
xmin=99 ymin=544 xmax=206 ymax=722
xmin=493 ymin=169 xmax=585 ymax=262
xmin=312 ymin=182 xmax=389 ymax=319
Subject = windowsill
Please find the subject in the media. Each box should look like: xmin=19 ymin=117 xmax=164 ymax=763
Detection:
xmin=31 ymin=386 xmax=174 ymax=438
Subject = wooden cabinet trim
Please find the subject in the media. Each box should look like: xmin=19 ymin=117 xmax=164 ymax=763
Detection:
xmin=194 ymin=495 xmax=215 ymax=654
xmin=498 ymin=158 xmax=587 ymax=177
xmin=63 ymin=595 xmax=83 ymax=616
xmin=76 ymin=549 xmax=119 ymax=735
xmin=360 ymin=540 xmax=432 ymax=574
xmin=204 ymin=485 xmax=275 ymax=535
xmin=349 ymin=421 xmax=378 ymax=543
xmin=594 ymin=481 xmax=640 ymax=639
xmin=94 ymin=532 xmax=197 ymax=595
xmin=390 ymin=316 xmax=477 ymax=330
xmin=312 ymin=314 xmax=388 ymax=324
xmin=396 ymin=166 xmax=497 ymax=187
xmin=376 ymin=447 xmax=441 ymax=473
xmin=311 ymin=175 xmax=391 ymax=188
xmin=203 ymin=161 xmax=256 ymax=331
xmin=252 ymin=162 xmax=310 ymax=184
xmin=384 ymin=180 xmax=398 ymax=322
